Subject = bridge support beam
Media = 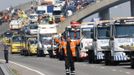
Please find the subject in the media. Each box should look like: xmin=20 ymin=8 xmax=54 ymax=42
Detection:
xmin=99 ymin=9 xmax=110 ymax=20
xmin=130 ymin=0 xmax=134 ymax=16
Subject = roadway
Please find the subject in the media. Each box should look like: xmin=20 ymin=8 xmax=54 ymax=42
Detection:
xmin=0 ymin=51 xmax=133 ymax=75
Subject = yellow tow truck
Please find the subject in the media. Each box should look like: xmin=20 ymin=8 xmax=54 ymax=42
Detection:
xmin=11 ymin=35 xmax=26 ymax=54
xmin=20 ymin=36 xmax=38 ymax=56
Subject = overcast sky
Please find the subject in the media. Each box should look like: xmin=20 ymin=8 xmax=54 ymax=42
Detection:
xmin=0 ymin=0 xmax=33 ymax=11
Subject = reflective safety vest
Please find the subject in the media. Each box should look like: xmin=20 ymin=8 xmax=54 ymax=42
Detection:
xmin=62 ymin=40 xmax=80 ymax=57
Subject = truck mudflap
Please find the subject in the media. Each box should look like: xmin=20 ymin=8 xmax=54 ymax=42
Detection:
xmin=113 ymin=52 xmax=129 ymax=61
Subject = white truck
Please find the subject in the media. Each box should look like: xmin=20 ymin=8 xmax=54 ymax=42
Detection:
xmin=90 ymin=20 xmax=111 ymax=63
xmin=37 ymin=23 xmax=58 ymax=57
xmin=105 ymin=17 xmax=134 ymax=66
xmin=53 ymin=4 xmax=63 ymax=23
xmin=80 ymin=22 xmax=94 ymax=61
xmin=36 ymin=5 xmax=53 ymax=16
xmin=9 ymin=20 xmax=23 ymax=30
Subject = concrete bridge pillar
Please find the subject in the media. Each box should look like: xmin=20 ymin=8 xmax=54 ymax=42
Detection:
xmin=130 ymin=0 xmax=134 ymax=16
xmin=99 ymin=9 xmax=110 ymax=20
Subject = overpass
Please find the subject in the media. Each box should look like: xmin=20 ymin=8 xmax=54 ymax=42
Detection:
xmin=57 ymin=0 xmax=130 ymax=33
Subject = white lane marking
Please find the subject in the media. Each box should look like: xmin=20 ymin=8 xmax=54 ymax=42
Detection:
xmin=125 ymin=72 xmax=131 ymax=75
xmin=0 ymin=59 xmax=46 ymax=75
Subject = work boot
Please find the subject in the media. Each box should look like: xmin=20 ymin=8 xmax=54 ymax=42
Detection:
xmin=70 ymin=71 xmax=75 ymax=75
xmin=66 ymin=69 xmax=70 ymax=75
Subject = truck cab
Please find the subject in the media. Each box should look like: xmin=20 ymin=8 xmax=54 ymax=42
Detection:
xmin=80 ymin=22 xmax=94 ymax=61
xmin=11 ymin=35 xmax=25 ymax=54
xmin=37 ymin=23 xmax=57 ymax=57
xmin=91 ymin=20 xmax=111 ymax=63
xmin=105 ymin=17 xmax=134 ymax=65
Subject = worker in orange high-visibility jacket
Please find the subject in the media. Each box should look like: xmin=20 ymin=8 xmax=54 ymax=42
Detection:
xmin=54 ymin=36 xmax=65 ymax=60
xmin=61 ymin=36 xmax=80 ymax=75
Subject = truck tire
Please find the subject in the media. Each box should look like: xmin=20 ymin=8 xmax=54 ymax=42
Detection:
xmin=104 ymin=51 xmax=111 ymax=65
xmin=131 ymin=56 xmax=134 ymax=68
xmin=20 ymin=50 xmax=24 ymax=55
xmin=88 ymin=50 xmax=95 ymax=63
xmin=37 ymin=49 xmax=45 ymax=57
xmin=48 ymin=50 xmax=54 ymax=58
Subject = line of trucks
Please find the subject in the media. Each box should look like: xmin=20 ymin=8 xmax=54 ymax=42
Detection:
xmin=2 ymin=16 xmax=134 ymax=68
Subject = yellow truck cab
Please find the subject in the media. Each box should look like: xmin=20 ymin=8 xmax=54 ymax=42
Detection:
xmin=20 ymin=36 xmax=38 ymax=56
xmin=27 ymin=37 xmax=38 ymax=55
xmin=3 ymin=31 xmax=13 ymax=46
xmin=11 ymin=35 xmax=25 ymax=54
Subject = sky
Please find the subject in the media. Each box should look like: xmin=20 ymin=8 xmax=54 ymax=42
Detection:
xmin=0 ymin=0 xmax=33 ymax=11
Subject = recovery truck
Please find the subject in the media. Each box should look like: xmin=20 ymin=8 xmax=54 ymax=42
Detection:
xmin=20 ymin=36 xmax=38 ymax=56
xmin=37 ymin=23 xmax=58 ymax=57
xmin=90 ymin=20 xmax=111 ymax=63
xmin=105 ymin=17 xmax=134 ymax=66
xmin=11 ymin=34 xmax=25 ymax=54
xmin=80 ymin=22 xmax=94 ymax=61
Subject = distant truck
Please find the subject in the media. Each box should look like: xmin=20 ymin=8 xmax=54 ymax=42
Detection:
xmin=37 ymin=23 xmax=58 ymax=57
xmin=36 ymin=5 xmax=53 ymax=16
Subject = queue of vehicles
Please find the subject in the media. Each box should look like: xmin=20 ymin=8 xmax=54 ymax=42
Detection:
xmin=1 ymin=0 xmax=134 ymax=69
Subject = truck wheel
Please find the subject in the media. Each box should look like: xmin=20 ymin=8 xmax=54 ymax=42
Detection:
xmin=104 ymin=51 xmax=111 ymax=65
xmin=88 ymin=50 xmax=95 ymax=63
xmin=48 ymin=50 xmax=53 ymax=58
xmin=131 ymin=56 xmax=134 ymax=68
xmin=37 ymin=50 xmax=45 ymax=57
xmin=20 ymin=50 xmax=24 ymax=55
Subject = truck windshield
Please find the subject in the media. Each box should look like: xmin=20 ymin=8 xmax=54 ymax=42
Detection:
xmin=41 ymin=37 xmax=52 ymax=45
xmin=68 ymin=31 xmax=80 ymax=40
xmin=36 ymin=11 xmax=45 ymax=15
xmin=97 ymin=27 xmax=110 ymax=39
xmin=29 ymin=40 xmax=37 ymax=44
xmin=114 ymin=25 xmax=134 ymax=38
xmin=4 ymin=32 xmax=13 ymax=38
xmin=53 ymin=11 xmax=62 ymax=15
xmin=12 ymin=36 xmax=24 ymax=42
xmin=81 ymin=28 xmax=92 ymax=38
xmin=30 ymin=25 xmax=38 ymax=29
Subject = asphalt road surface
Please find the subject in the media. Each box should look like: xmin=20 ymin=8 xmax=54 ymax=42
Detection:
xmin=0 ymin=49 xmax=134 ymax=75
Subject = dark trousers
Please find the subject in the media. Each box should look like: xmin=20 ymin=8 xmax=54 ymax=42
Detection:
xmin=65 ymin=57 xmax=75 ymax=75
xmin=4 ymin=50 xmax=8 ymax=63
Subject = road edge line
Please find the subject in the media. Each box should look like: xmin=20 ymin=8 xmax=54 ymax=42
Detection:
xmin=0 ymin=59 xmax=46 ymax=75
